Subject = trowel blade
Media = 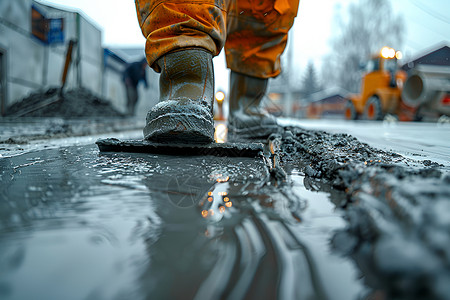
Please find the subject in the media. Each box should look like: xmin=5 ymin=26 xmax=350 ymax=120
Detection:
xmin=96 ymin=138 xmax=264 ymax=158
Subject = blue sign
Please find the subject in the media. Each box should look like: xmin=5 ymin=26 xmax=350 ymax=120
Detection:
xmin=48 ymin=18 xmax=64 ymax=45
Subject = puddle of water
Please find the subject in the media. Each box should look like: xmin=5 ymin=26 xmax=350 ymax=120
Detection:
xmin=0 ymin=144 xmax=365 ymax=299
xmin=288 ymin=173 xmax=364 ymax=299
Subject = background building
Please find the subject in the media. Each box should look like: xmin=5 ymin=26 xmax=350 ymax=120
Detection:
xmin=0 ymin=0 xmax=158 ymax=117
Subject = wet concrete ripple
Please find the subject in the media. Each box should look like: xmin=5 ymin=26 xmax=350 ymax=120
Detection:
xmin=0 ymin=143 xmax=363 ymax=300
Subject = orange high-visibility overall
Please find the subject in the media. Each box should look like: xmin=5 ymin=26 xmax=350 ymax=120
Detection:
xmin=135 ymin=0 xmax=299 ymax=79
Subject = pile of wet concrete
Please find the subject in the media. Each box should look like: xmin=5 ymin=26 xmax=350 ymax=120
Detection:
xmin=276 ymin=127 xmax=450 ymax=300
xmin=0 ymin=88 xmax=145 ymax=145
xmin=5 ymin=87 xmax=124 ymax=118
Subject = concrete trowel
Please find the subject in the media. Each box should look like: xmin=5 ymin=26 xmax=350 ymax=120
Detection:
xmin=96 ymin=113 xmax=265 ymax=158
xmin=95 ymin=136 xmax=264 ymax=158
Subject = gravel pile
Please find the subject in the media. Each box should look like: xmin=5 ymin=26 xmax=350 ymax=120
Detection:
xmin=5 ymin=88 xmax=124 ymax=118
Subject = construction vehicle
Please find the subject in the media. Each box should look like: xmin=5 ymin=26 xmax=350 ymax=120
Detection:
xmin=345 ymin=47 xmax=408 ymax=120
xmin=402 ymin=65 xmax=450 ymax=121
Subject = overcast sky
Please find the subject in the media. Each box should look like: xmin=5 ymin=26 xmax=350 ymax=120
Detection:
xmin=37 ymin=0 xmax=449 ymax=91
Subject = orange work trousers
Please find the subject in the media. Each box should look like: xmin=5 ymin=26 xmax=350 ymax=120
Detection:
xmin=135 ymin=0 xmax=299 ymax=79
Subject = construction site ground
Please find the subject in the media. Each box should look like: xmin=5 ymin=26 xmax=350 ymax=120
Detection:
xmin=0 ymin=117 xmax=449 ymax=300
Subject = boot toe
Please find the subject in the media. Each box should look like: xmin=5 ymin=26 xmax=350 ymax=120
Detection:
xmin=260 ymin=114 xmax=278 ymax=127
xmin=144 ymin=99 xmax=214 ymax=144
xmin=228 ymin=113 xmax=278 ymax=139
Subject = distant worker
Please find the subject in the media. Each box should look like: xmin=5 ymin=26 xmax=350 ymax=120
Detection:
xmin=122 ymin=58 xmax=148 ymax=116
xmin=135 ymin=0 xmax=299 ymax=142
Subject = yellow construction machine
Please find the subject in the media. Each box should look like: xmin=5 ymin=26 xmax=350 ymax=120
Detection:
xmin=345 ymin=47 xmax=408 ymax=120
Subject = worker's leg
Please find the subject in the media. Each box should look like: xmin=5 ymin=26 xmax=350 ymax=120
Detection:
xmin=225 ymin=0 xmax=299 ymax=78
xmin=135 ymin=0 xmax=226 ymax=72
xmin=135 ymin=0 xmax=226 ymax=143
xmin=225 ymin=0 xmax=299 ymax=138
xmin=126 ymin=85 xmax=138 ymax=116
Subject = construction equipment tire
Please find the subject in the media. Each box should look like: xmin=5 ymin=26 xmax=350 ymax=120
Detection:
xmin=344 ymin=100 xmax=358 ymax=120
xmin=364 ymin=96 xmax=383 ymax=120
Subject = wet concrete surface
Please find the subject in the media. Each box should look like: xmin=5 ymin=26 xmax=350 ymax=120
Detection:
xmin=279 ymin=119 xmax=450 ymax=169
xmin=0 ymin=117 xmax=144 ymax=145
xmin=0 ymin=145 xmax=362 ymax=299
xmin=1 ymin=119 xmax=449 ymax=299
xmin=276 ymin=124 xmax=450 ymax=300
xmin=0 ymin=139 xmax=364 ymax=300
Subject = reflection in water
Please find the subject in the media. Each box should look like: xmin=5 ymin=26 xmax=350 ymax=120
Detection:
xmin=0 ymin=144 xmax=364 ymax=299
xmin=214 ymin=123 xmax=228 ymax=144
xmin=199 ymin=181 xmax=233 ymax=222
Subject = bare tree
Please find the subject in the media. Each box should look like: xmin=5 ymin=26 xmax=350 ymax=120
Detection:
xmin=322 ymin=0 xmax=405 ymax=93
xmin=301 ymin=61 xmax=321 ymax=100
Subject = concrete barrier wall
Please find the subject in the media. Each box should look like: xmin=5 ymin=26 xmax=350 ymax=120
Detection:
xmin=104 ymin=71 xmax=127 ymax=114
xmin=78 ymin=15 xmax=102 ymax=93
xmin=103 ymin=53 xmax=127 ymax=114
xmin=0 ymin=1 xmax=41 ymax=111
xmin=0 ymin=0 xmax=29 ymax=32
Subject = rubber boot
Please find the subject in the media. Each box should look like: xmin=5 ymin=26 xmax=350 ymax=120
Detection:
xmin=143 ymin=49 xmax=215 ymax=144
xmin=228 ymin=71 xmax=278 ymax=139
